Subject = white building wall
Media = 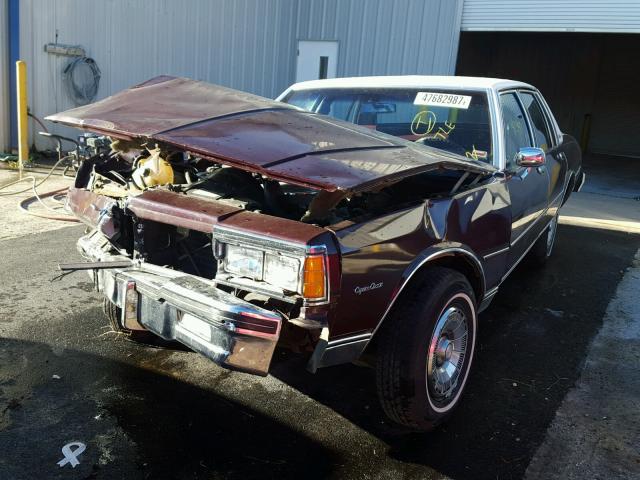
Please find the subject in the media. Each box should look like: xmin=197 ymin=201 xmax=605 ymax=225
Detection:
xmin=0 ymin=0 xmax=8 ymax=152
xmin=462 ymin=0 xmax=640 ymax=33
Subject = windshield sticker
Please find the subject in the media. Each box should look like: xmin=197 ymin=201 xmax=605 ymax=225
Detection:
xmin=465 ymin=145 xmax=488 ymax=161
xmin=432 ymin=121 xmax=455 ymax=140
xmin=411 ymin=109 xmax=456 ymax=140
xmin=414 ymin=92 xmax=472 ymax=109
xmin=410 ymin=110 xmax=437 ymax=136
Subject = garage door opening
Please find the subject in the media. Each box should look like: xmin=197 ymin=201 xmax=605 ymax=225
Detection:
xmin=457 ymin=32 xmax=640 ymax=199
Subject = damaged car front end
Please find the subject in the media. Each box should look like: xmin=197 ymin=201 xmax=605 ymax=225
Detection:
xmin=48 ymin=76 xmax=494 ymax=377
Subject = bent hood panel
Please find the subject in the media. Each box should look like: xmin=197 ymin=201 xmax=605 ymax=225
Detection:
xmin=46 ymin=76 xmax=494 ymax=192
xmin=45 ymin=76 xmax=289 ymax=138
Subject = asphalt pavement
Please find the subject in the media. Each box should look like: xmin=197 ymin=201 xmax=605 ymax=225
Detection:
xmin=0 ymin=174 xmax=639 ymax=478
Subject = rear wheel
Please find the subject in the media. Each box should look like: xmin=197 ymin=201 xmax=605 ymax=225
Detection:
xmin=375 ymin=267 xmax=477 ymax=431
xmin=529 ymin=212 xmax=559 ymax=266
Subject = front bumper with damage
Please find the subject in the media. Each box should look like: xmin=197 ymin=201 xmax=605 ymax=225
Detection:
xmin=78 ymin=231 xmax=282 ymax=376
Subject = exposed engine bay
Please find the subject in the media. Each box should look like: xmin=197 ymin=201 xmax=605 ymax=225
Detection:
xmin=70 ymin=135 xmax=484 ymax=346
xmin=77 ymin=136 xmax=482 ymax=228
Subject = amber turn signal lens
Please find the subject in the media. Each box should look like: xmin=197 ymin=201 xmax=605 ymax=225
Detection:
xmin=303 ymin=255 xmax=326 ymax=299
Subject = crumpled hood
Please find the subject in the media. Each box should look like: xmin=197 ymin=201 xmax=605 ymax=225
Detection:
xmin=46 ymin=76 xmax=494 ymax=193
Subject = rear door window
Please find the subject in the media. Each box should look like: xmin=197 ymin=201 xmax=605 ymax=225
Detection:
xmin=519 ymin=91 xmax=553 ymax=151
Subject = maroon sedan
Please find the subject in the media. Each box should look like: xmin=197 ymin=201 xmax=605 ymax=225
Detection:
xmin=47 ymin=75 xmax=582 ymax=430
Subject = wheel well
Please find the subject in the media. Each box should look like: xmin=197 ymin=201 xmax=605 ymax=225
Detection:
xmin=425 ymin=255 xmax=484 ymax=303
xmin=363 ymin=253 xmax=484 ymax=360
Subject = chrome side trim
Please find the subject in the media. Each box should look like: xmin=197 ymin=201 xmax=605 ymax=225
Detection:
xmin=327 ymin=332 xmax=372 ymax=348
xmin=365 ymin=246 xmax=485 ymax=347
xmin=575 ymin=171 xmax=586 ymax=192
xmin=510 ymin=186 xmax=565 ymax=247
xmin=484 ymin=286 xmax=499 ymax=297
xmin=478 ymin=286 xmax=499 ymax=312
xmin=483 ymin=246 xmax=509 ymax=260
xmin=501 ymin=218 xmax=552 ymax=283
xmin=318 ymin=336 xmax=371 ymax=369
xmin=510 ymin=210 xmax=548 ymax=246
xmin=310 ymin=332 xmax=374 ymax=370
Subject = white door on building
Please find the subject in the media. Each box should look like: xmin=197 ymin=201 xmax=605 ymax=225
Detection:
xmin=295 ymin=41 xmax=338 ymax=83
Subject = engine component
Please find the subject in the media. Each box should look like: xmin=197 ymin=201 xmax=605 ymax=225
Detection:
xmin=130 ymin=147 xmax=175 ymax=190
xmin=87 ymin=171 xmax=131 ymax=198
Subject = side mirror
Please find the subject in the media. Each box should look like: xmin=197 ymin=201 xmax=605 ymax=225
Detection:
xmin=515 ymin=147 xmax=546 ymax=167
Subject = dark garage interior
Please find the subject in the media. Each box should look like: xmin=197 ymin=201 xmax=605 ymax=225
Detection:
xmin=457 ymin=32 xmax=640 ymax=198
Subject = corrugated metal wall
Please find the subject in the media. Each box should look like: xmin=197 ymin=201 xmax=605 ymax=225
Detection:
xmin=19 ymin=0 xmax=462 ymax=150
xmin=0 ymin=0 xmax=8 ymax=152
xmin=295 ymin=0 xmax=463 ymax=76
xmin=20 ymin=0 xmax=300 ymax=149
xmin=462 ymin=0 xmax=640 ymax=32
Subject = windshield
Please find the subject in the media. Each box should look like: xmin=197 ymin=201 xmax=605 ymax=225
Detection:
xmin=282 ymin=88 xmax=493 ymax=163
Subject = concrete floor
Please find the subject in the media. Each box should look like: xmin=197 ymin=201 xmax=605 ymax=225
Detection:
xmin=0 ymin=168 xmax=77 ymax=241
xmin=526 ymin=249 xmax=640 ymax=480
xmin=2 ymin=221 xmax=638 ymax=480
xmin=581 ymin=154 xmax=640 ymax=200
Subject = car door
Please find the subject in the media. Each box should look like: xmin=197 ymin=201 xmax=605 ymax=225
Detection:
xmin=499 ymin=91 xmax=551 ymax=266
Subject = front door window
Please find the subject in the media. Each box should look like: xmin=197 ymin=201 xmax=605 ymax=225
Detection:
xmin=499 ymin=92 xmax=532 ymax=169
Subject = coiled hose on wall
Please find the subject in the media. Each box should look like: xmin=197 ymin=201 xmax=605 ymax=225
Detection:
xmin=64 ymin=56 xmax=101 ymax=105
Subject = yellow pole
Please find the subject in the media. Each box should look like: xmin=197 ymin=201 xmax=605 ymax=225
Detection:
xmin=16 ymin=60 xmax=28 ymax=179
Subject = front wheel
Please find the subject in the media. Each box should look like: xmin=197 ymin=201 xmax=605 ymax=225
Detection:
xmin=375 ymin=267 xmax=477 ymax=431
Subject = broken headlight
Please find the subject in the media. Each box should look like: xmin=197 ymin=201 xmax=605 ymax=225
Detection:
xmin=224 ymin=244 xmax=264 ymax=280
xmin=223 ymin=245 xmax=301 ymax=292
xmin=213 ymin=227 xmax=328 ymax=302
xmin=263 ymin=253 xmax=301 ymax=292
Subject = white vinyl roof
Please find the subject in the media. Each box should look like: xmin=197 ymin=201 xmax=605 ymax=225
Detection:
xmin=279 ymin=75 xmax=534 ymax=98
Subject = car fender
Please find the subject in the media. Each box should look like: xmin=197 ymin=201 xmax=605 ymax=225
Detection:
xmin=363 ymin=242 xmax=485 ymax=347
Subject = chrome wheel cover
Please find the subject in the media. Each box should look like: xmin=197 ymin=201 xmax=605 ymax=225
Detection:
xmin=427 ymin=304 xmax=469 ymax=406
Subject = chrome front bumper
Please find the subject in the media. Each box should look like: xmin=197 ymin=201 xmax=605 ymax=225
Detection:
xmin=78 ymin=231 xmax=282 ymax=376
